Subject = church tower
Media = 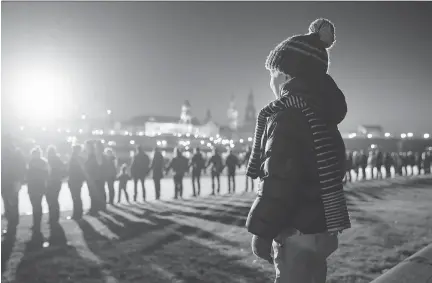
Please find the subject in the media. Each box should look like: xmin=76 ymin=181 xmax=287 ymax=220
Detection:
xmin=244 ymin=90 xmax=256 ymax=125
xmin=227 ymin=95 xmax=239 ymax=130
xmin=204 ymin=109 xmax=212 ymax=124
xmin=180 ymin=100 xmax=192 ymax=124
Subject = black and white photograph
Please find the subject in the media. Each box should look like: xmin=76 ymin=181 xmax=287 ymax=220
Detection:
xmin=1 ymin=1 xmax=432 ymax=283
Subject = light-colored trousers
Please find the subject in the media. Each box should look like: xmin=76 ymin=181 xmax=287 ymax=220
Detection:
xmin=272 ymin=229 xmax=339 ymax=283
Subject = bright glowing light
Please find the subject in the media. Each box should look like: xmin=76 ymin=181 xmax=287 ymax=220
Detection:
xmin=107 ymin=109 xmax=112 ymax=115
xmin=401 ymin=133 xmax=407 ymax=139
xmin=108 ymin=141 xmax=116 ymax=146
xmin=371 ymin=144 xmax=377 ymax=149
xmin=78 ymin=129 xmax=83 ymax=134
xmin=230 ymin=144 xmax=235 ymax=148
xmin=110 ymin=130 xmax=115 ymax=135
xmin=367 ymin=134 xmax=372 ymax=138
xmin=207 ymin=143 xmax=212 ymax=147
xmin=157 ymin=141 xmax=161 ymax=146
xmin=185 ymin=146 xmax=190 ymax=150
xmin=424 ymin=133 xmax=430 ymax=139
xmin=209 ymin=137 xmax=214 ymax=141
xmin=81 ymin=114 xmax=86 ymax=120
xmin=12 ymin=68 xmax=71 ymax=123
xmin=216 ymin=134 xmax=220 ymax=138
xmin=200 ymin=140 xmax=205 ymax=145
xmin=239 ymin=139 xmax=244 ymax=143
xmin=407 ymin=132 xmax=413 ymax=138
xmin=385 ymin=133 xmax=391 ymax=138
xmin=248 ymin=137 xmax=253 ymax=142
xmin=130 ymin=140 xmax=135 ymax=145
xmin=162 ymin=140 xmax=167 ymax=146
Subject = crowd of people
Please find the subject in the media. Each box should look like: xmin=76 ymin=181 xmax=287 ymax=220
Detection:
xmin=2 ymin=134 xmax=431 ymax=241
xmin=1 ymin=136 xmax=255 ymax=238
xmin=344 ymin=149 xmax=432 ymax=182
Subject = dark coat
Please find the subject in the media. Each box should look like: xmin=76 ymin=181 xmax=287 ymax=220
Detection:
xmin=225 ymin=154 xmax=240 ymax=174
xmin=207 ymin=154 xmax=224 ymax=174
xmin=167 ymin=155 xmax=189 ymax=177
xmin=190 ymin=153 xmax=205 ymax=174
xmin=1 ymin=147 xmax=26 ymax=186
xmin=27 ymin=157 xmax=49 ymax=190
xmin=150 ymin=152 xmax=165 ymax=179
xmin=131 ymin=152 xmax=150 ymax=178
xmin=246 ymin=75 xmax=348 ymax=240
xmin=68 ymin=155 xmax=86 ymax=184
xmin=48 ymin=154 xmax=66 ymax=183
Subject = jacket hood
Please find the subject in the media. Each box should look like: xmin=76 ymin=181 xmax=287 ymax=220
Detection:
xmin=283 ymin=74 xmax=347 ymax=125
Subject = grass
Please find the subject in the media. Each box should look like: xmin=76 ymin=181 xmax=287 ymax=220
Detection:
xmin=2 ymin=175 xmax=432 ymax=283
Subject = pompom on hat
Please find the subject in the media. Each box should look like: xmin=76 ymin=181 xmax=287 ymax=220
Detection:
xmin=265 ymin=18 xmax=336 ymax=78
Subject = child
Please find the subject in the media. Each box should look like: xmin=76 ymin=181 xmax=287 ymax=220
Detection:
xmin=245 ymin=18 xmax=350 ymax=283
xmin=117 ymin=164 xmax=130 ymax=203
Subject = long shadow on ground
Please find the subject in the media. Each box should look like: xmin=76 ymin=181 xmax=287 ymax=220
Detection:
xmin=73 ymin=205 xmax=273 ymax=282
xmin=14 ymin=223 xmax=106 ymax=283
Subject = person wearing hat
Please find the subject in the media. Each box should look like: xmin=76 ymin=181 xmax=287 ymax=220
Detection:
xmin=245 ymin=19 xmax=351 ymax=282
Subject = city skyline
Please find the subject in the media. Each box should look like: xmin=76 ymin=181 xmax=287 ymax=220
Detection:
xmin=2 ymin=1 xmax=432 ymax=134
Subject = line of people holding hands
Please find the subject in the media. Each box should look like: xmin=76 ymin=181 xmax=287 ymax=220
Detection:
xmin=2 ymin=137 xmax=254 ymax=237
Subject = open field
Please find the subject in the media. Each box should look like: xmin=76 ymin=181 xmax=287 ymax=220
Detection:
xmin=2 ymin=175 xmax=432 ymax=283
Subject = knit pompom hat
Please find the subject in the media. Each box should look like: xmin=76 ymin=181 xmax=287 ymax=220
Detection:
xmin=265 ymin=18 xmax=336 ymax=78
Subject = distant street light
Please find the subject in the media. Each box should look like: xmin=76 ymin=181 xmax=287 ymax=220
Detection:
xmin=367 ymin=134 xmax=373 ymax=139
xmin=424 ymin=133 xmax=430 ymax=139
xmin=385 ymin=133 xmax=391 ymax=138
xmin=81 ymin=114 xmax=86 ymax=120
xmin=107 ymin=109 xmax=112 ymax=115
xmin=407 ymin=132 xmax=413 ymax=138
xmin=401 ymin=133 xmax=407 ymax=139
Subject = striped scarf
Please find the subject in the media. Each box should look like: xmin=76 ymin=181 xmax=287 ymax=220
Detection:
xmin=246 ymin=93 xmax=306 ymax=179
xmin=246 ymin=92 xmax=351 ymax=233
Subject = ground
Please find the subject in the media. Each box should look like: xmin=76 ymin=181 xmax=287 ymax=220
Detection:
xmin=2 ymin=173 xmax=432 ymax=283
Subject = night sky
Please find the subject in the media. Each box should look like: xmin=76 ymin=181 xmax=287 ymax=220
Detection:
xmin=2 ymin=1 xmax=432 ymax=134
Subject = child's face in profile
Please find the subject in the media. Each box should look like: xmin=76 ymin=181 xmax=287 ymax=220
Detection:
xmin=269 ymin=70 xmax=290 ymax=99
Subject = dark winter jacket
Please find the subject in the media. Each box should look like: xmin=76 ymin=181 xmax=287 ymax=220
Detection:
xmin=27 ymin=157 xmax=49 ymax=190
xmin=225 ymin=154 xmax=240 ymax=174
xmin=150 ymin=152 xmax=165 ymax=179
xmin=103 ymin=155 xmax=118 ymax=180
xmin=167 ymin=155 xmax=189 ymax=177
xmin=68 ymin=155 xmax=86 ymax=184
xmin=207 ymin=154 xmax=224 ymax=174
xmin=190 ymin=153 xmax=206 ymax=174
xmin=131 ymin=152 xmax=150 ymax=178
xmin=246 ymin=74 xmax=350 ymax=240
xmin=48 ymin=154 xmax=66 ymax=183
xmin=85 ymin=154 xmax=103 ymax=184
xmin=1 ymin=147 xmax=26 ymax=186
